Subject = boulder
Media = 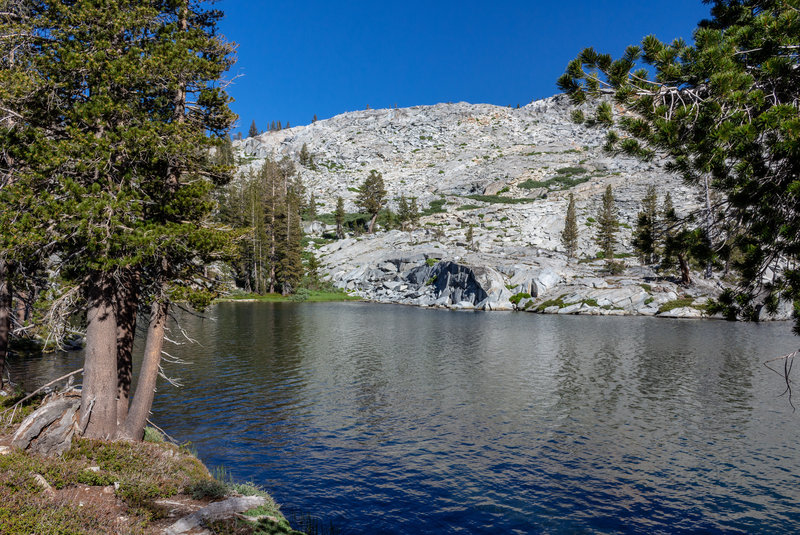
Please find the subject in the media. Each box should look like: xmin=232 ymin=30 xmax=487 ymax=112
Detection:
xmin=12 ymin=392 xmax=81 ymax=456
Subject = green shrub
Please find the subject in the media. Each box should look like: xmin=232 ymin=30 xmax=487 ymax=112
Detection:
xmin=510 ymin=292 xmax=531 ymax=305
xmin=77 ymin=469 xmax=116 ymax=487
xmin=464 ymin=194 xmax=535 ymax=205
xmin=185 ymin=478 xmax=229 ymax=501
xmin=658 ymin=297 xmax=698 ymax=314
xmin=426 ymin=258 xmax=438 ymax=267
xmin=143 ymin=426 xmax=165 ymax=443
xmin=535 ymin=295 xmax=567 ymax=312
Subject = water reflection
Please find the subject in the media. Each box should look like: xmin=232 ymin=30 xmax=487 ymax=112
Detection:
xmin=9 ymin=303 xmax=800 ymax=534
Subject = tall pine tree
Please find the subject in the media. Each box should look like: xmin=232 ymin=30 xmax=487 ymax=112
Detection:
xmin=561 ymin=193 xmax=579 ymax=260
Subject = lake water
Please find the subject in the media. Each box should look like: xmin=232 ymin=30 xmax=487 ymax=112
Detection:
xmin=12 ymin=302 xmax=800 ymax=534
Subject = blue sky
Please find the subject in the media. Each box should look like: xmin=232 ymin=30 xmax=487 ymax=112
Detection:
xmin=217 ymin=1 xmax=711 ymax=135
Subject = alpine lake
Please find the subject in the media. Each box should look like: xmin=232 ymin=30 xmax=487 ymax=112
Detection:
xmin=12 ymin=301 xmax=800 ymax=534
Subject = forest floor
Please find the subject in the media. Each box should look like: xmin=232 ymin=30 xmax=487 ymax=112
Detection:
xmin=0 ymin=392 xmax=305 ymax=535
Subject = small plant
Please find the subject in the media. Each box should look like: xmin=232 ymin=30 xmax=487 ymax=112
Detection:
xmin=185 ymin=478 xmax=229 ymax=501
xmin=77 ymin=469 xmax=116 ymax=487
xmin=510 ymin=292 xmax=531 ymax=305
xmin=535 ymin=295 xmax=568 ymax=312
xmin=143 ymin=426 xmax=165 ymax=443
xmin=426 ymin=258 xmax=438 ymax=267
xmin=658 ymin=297 xmax=699 ymax=314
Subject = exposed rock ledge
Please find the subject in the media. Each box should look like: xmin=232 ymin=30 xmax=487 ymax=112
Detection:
xmin=317 ymin=229 xmax=792 ymax=321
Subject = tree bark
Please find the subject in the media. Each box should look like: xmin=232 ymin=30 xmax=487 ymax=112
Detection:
xmin=678 ymin=253 xmax=692 ymax=286
xmin=0 ymin=259 xmax=11 ymax=391
xmin=117 ymin=297 xmax=168 ymax=442
xmin=115 ymin=272 xmax=139 ymax=425
xmin=368 ymin=212 xmax=379 ymax=234
xmin=79 ymin=272 xmax=119 ymax=439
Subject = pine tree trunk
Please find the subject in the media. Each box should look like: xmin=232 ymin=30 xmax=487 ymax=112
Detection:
xmin=115 ymin=274 xmax=139 ymax=425
xmin=678 ymin=253 xmax=692 ymax=286
xmin=80 ymin=272 xmax=119 ymax=439
xmin=368 ymin=212 xmax=379 ymax=234
xmin=15 ymin=290 xmax=27 ymax=325
xmin=0 ymin=259 xmax=11 ymax=391
xmin=118 ymin=297 xmax=168 ymax=442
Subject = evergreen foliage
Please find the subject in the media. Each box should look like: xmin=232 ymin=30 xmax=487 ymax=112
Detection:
xmin=299 ymin=143 xmax=311 ymax=167
xmin=632 ymin=185 xmax=660 ymax=264
xmin=561 ymin=193 xmax=579 ymax=259
xmin=335 ymin=196 xmax=345 ymax=238
xmin=355 ymin=170 xmax=386 ymax=233
xmin=595 ymin=186 xmax=619 ymax=266
xmin=409 ymin=197 xmax=420 ymax=228
xmin=397 ymin=195 xmax=412 ymax=231
xmin=0 ymin=0 xmax=236 ymax=439
xmin=558 ymin=0 xmax=800 ymax=325
xmin=249 ymin=120 xmax=259 ymax=138
xmin=217 ymin=158 xmax=305 ymax=295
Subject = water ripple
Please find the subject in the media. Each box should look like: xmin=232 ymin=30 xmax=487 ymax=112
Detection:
xmin=12 ymin=303 xmax=800 ymax=534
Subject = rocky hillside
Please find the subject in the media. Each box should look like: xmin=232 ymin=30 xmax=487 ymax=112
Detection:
xmin=231 ymin=96 xmax=788 ymax=320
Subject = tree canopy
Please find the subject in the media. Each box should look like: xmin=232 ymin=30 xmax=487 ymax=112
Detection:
xmin=0 ymin=0 xmax=236 ymax=440
xmin=558 ymin=0 xmax=800 ymax=329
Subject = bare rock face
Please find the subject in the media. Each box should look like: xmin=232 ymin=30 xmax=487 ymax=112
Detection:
xmin=11 ymin=392 xmax=80 ymax=456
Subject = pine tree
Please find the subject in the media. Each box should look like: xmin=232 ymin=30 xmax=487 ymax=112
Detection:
xmin=356 ymin=170 xmax=387 ymax=233
xmin=465 ymin=225 xmax=474 ymax=250
xmin=299 ymin=143 xmax=311 ymax=166
xmin=249 ymin=120 xmax=259 ymax=138
xmin=312 ymin=114 xmax=317 ymax=123
xmin=397 ymin=195 xmax=411 ymax=231
xmin=276 ymin=120 xmax=282 ymax=130
xmin=285 ymin=121 xmax=290 ymax=129
xmin=558 ymin=0 xmax=800 ymax=327
xmin=306 ymin=193 xmax=317 ymax=220
xmin=335 ymin=196 xmax=345 ymax=239
xmin=409 ymin=197 xmax=420 ymax=229
xmin=3 ymin=0 xmax=237 ymax=440
xmin=632 ymin=185 xmax=659 ymax=264
xmin=561 ymin=193 xmax=579 ymax=259
xmin=596 ymin=186 xmax=619 ymax=266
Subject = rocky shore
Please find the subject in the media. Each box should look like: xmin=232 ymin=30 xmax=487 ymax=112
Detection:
xmin=235 ymin=95 xmax=791 ymax=323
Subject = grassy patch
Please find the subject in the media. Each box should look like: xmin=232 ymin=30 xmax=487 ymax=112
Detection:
xmin=639 ymin=283 xmax=652 ymax=292
xmin=535 ymin=294 xmax=568 ymax=312
xmin=219 ymin=290 xmax=359 ymax=303
xmin=658 ymin=297 xmax=702 ymax=314
xmin=421 ymin=199 xmax=447 ymax=216
xmin=510 ymin=292 xmax=531 ymax=305
xmin=465 ymin=194 xmax=535 ymax=205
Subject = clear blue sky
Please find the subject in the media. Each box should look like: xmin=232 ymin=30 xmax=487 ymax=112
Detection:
xmin=217 ymin=1 xmax=711 ymax=136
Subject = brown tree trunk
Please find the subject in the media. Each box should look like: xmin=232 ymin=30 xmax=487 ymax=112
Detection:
xmin=15 ymin=290 xmax=27 ymax=325
xmin=117 ymin=297 xmax=168 ymax=442
xmin=0 ymin=260 xmax=11 ymax=391
xmin=115 ymin=273 xmax=139 ymax=425
xmin=678 ymin=253 xmax=692 ymax=286
xmin=368 ymin=212 xmax=378 ymax=234
xmin=79 ymin=272 xmax=119 ymax=439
